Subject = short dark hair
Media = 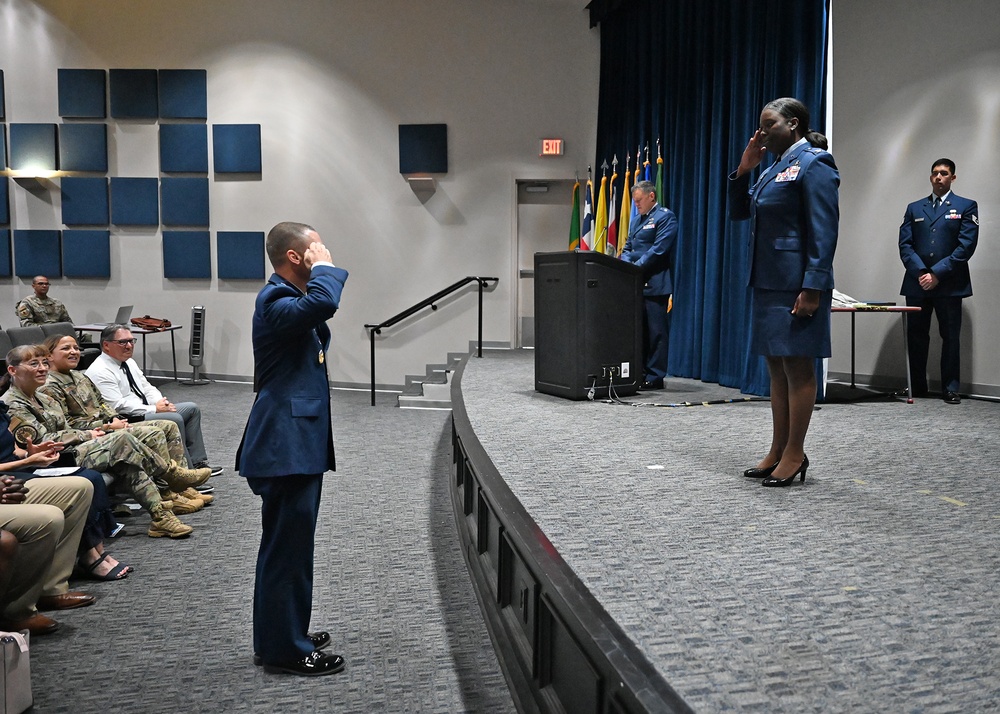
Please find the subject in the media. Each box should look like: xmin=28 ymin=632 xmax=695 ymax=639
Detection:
xmin=266 ymin=222 xmax=316 ymax=267
xmin=100 ymin=323 xmax=132 ymax=344
xmin=632 ymin=180 xmax=656 ymax=198
xmin=931 ymin=158 xmax=956 ymax=174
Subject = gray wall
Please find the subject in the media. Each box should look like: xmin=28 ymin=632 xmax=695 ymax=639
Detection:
xmin=831 ymin=0 xmax=1000 ymax=394
xmin=0 ymin=0 xmax=599 ymax=384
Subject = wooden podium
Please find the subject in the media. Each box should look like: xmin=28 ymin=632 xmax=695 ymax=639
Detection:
xmin=534 ymin=250 xmax=643 ymax=400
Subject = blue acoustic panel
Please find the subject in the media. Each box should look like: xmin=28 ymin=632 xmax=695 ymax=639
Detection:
xmin=14 ymin=230 xmax=61 ymax=277
xmin=62 ymin=230 xmax=111 ymax=278
xmin=163 ymin=230 xmax=210 ymax=279
xmin=0 ymin=70 xmax=5 ymax=120
xmin=213 ymin=124 xmax=261 ymax=173
xmin=0 ymin=230 xmax=10 ymax=277
xmin=217 ymin=231 xmax=265 ymax=280
xmin=398 ymin=123 xmax=448 ymax=174
xmin=58 ymin=123 xmax=108 ymax=172
xmin=58 ymin=69 xmax=107 ymax=118
xmin=110 ymin=177 xmax=159 ymax=225
xmin=160 ymin=177 xmax=209 ymax=227
xmin=61 ymin=177 xmax=109 ymax=226
xmin=158 ymin=70 xmax=207 ymax=119
xmin=9 ymin=124 xmax=57 ymax=172
xmin=109 ymin=69 xmax=158 ymax=119
xmin=159 ymin=124 xmax=208 ymax=173
xmin=0 ymin=178 xmax=7 ymax=225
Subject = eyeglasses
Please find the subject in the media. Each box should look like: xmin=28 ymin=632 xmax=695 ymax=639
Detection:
xmin=111 ymin=339 xmax=137 ymax=346
xmin=19 ymin=360 xmax=49 ymax=369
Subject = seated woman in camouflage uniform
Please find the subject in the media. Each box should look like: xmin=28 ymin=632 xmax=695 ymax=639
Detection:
xmin=40 ymin=335 xmax=214 ymax=514
xmin=1 ymin=346 xmax=208 ymax=539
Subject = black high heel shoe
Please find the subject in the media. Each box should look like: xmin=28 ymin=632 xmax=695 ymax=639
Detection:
xmin=761 ymin=455 xmax=809 ymax=487
xmin=743 ymin=461 xmax=779 ymax=478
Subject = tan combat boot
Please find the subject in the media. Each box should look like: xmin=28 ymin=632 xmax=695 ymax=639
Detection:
xmin=148 ymin=507 xmax=193 ymax=538
xmin=163 ymin=461 xmax=212 ymax=490
xmin=168 ymin=490 xmax=204 ymax=514
xmin=180 ymin=487 xmax=214 ymax=506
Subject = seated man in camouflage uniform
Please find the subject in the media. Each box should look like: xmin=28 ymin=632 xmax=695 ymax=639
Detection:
xmin=39 ymin=335 xmax=215 ymax=508
xmin=15 ymin=276 xmax=73 ymax=327
xmin=1 ymin=346 xmax=209 ymax=539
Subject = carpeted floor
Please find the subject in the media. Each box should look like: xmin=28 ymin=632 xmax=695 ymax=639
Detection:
xmin=26 ymin=381 xmax=514 ymax=714
xmin=459 ymin=349 xmax=1000 ymax=713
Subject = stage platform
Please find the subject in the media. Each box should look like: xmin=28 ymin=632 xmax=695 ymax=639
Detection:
xmin=452 ymin=348 xmax=1000 ymax=713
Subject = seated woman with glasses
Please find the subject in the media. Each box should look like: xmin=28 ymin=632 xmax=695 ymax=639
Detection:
xmin=0 ymin=346 xmax=204 ymax=539
xmin=0 ymin=357 xmax=129 ymax=580
xmin=39 ymin=334 xmax=213 ymax=515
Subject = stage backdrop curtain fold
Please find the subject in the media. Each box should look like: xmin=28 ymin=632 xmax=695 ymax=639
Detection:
xmin=594 ymin=0 xmax=829 ymax=394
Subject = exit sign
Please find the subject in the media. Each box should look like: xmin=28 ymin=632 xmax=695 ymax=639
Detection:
xmin=539 ymin=138 xmax=564 ymax=156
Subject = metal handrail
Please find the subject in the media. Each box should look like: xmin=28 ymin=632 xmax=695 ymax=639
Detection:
xmin=364 ymin=276 xmax=498 ymax=405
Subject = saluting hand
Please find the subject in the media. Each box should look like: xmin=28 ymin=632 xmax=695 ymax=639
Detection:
xmin=303 ymin=241 xmax=333 ymax=269
xmin=737 ymin=129 xmax=767 ymax=177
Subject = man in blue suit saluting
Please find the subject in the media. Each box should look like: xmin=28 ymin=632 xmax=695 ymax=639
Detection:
xmin=237 ymin=221 xmax=349 ymax=675
xmin=898 ymin=159 xmax=979 ymax=404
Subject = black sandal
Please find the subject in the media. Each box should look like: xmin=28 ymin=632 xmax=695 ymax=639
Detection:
xmin=78 ymin=553 xmax=131 ymax=581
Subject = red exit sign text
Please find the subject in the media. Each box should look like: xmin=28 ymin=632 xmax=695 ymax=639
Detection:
xmin=539 ymin=138 xmax=564 ymax=156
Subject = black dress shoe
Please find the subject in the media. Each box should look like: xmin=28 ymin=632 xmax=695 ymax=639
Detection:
xmin=637 ymin=378 xmax=664 ymax=391
xmin=262 ymin=650 xmax=345 ymax=676
xmin=253 ymin=631 xmax=331 ymax=666
xmin=944 ymin=392 xmax=961 ymax=404
xmin=743 ymin=461 xmax=778 ymax=478
xmin=761 ymin=456 xmax=809 ymax=487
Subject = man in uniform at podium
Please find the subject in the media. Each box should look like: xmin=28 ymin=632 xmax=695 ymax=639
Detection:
xmin=620 ymin=180 xmax=678 ymax=390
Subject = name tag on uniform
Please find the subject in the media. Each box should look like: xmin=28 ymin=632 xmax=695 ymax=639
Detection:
xmin=914 ymin=217 xmax=924 ymax=222
xmin=774 ymin=165 xmax=801 ymax=182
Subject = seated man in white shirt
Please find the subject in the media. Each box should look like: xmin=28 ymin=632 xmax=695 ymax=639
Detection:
xmin=85 ymin=324 xmax=222 ymax=477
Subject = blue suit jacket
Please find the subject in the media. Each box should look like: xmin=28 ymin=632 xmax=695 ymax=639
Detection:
xmin=620 ymin=203 xmax=677 ymax=296
xmin=237 ymin=264 xmax=348 ymax=478
xmin=898 ymin=193 xmax=978 ymax=298
xmin=729 ymin=143 xmax=839 ymax=292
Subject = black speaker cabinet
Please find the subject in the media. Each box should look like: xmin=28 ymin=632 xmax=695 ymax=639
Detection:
xmin=534 ymin=250 xmax=643 ymax=400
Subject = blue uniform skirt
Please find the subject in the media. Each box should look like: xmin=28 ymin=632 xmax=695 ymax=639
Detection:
xmin=750 ymin=288 xmax=832 ymax=358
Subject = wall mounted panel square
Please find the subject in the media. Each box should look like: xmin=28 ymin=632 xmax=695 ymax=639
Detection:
xmin=158 ymin=69 xmax=207 ymax=119
xmin=217 ymin=231 xmax=264 ymax=280
xmin=58 ymin=69 xmax=107 ymax=118
xmin=0 ymin=70 xmax=5 ymax=120
xmin=0 ymin=230 xmax=10 ymax=277
xmin=109 ymin=69 xmax=158 ymax=119
xmin=110 ymin=177 xmax=159 ymax=225
xmin=160 ymin=124 xmax=208 ymax=173
xmin=161 ymin=177 xmax=209 ymax=227
xmin=398 ymin=123 xmax=448 ymax=174
xmin=58 ymin=123 xmax=108 ymax=172
xmin=9 ymin=124 xmax=57 ymax=173
xmin=212 ymin=124 xmax=261 ymax=173
xmin=61 ymin=177 xmax=109 ymax=226
xmin=163 ymin=230 xmax=211 ymax=279
xmin=0 ymin=178 xmax=7 ymax=225
xmin=62 ymin=230 xmax=110 ymax=278
xmin=13 ymin=229 xmax=62 ymax=277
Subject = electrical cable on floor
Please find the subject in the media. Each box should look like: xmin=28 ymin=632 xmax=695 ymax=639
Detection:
xmin=603 ymin=377 xmax=768 ymax=408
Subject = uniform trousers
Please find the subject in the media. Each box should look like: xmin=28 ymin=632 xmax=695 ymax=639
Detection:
xmin=643 ymin=295 xmax=671 ymax=381
xmin=142 ymin=402 xmax=208 ymax=466
xmin=905 ymin=296 xmax=963 ymax=394
xmin=247 ymin=474 xmax=323 ymax=664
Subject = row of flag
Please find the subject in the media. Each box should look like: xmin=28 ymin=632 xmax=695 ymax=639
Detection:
xmin=570 ymin=144 xmax=665 ymax=255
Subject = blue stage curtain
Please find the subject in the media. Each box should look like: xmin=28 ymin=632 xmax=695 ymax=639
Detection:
xmin=593 ymin=0 xmax=829 ymax=394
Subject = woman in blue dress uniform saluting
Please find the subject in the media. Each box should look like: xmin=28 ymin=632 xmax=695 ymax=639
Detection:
xmin=728 ymin=97 xmax=839 ymax=487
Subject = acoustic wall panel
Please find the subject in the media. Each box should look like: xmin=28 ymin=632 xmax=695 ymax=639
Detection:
xmin=158 ymin=69 xmax=207 ymax=119
xmin=160 ymin=177 xmax=209 ymax=226
xmin=163 ymin=230 xmax=211 ymax=279
xmin=9 ymin=124 xmax=57 ymax=172
xmin=58 ymin=69 xmax=107 ymax=118
xmin=110 ymin=177 xmax=159 ymax=225
xmin=109 ymin=69 xmax=158 ymax=118
xmin=0 ymin=70 xmax=4 ymax=120
xmin=62 ymin=230 xmax=111 ymax=278
xmin=61 ymin=177 xmax=109 ymax=226
xmin=0 ymin=230 xmax=10 ymax=277
xmin=217 ymin=231 xmax=265 ymax=279
xmin=398 ymin=123 xmax=448 ymax=174
xmin=58 ymin=123 xmax=108 ymax=172
xmin=0 ymin=179 xmax=7 ymax=225
xmin=212 ymin=124 xmax=261 ymax=173
xmin=13 ymin=230 xmax=61 ymax=277
xmin=159 ymin=124 xmax=208 ymax=173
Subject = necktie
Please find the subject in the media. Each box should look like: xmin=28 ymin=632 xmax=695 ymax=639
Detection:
xmin=933 ymin=196 xmax=940 ymax=210
xmin=121 ymin=361 xmax=148 ymax=405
